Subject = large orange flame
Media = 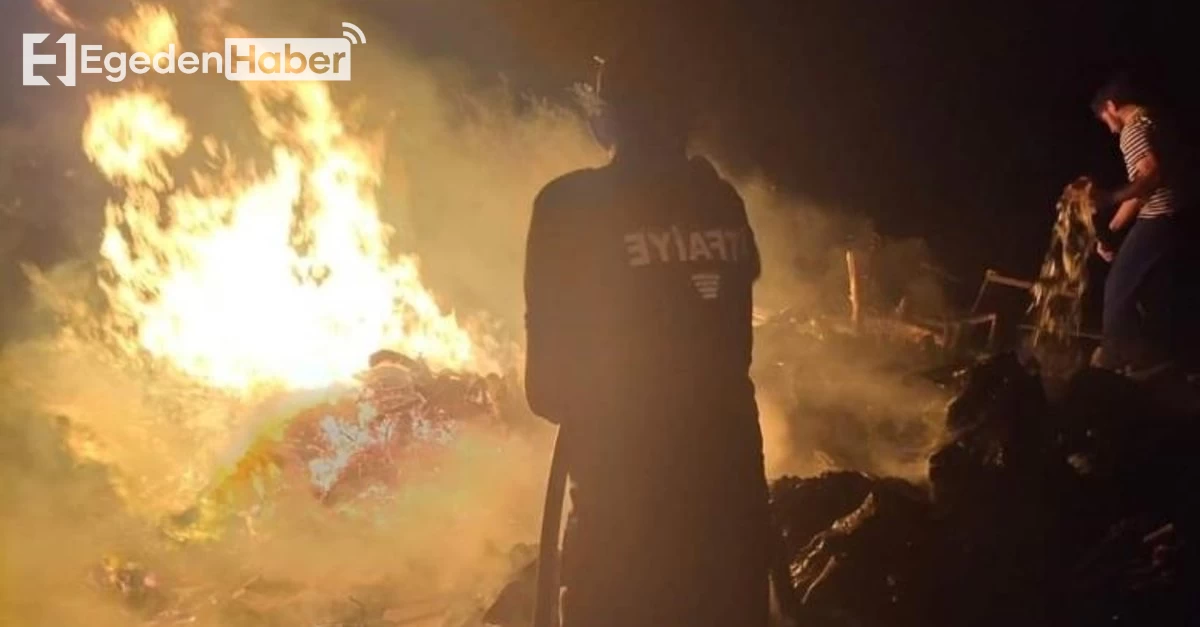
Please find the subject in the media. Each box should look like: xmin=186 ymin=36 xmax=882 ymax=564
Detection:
xmin=82 ymin=39 xmax=486 ymax=392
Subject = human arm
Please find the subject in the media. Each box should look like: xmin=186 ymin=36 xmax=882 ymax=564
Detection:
xmin=523 ymin=183 xmax=581 ymax=424
xmin=1108 ymin=197 xmax=1144 ymax=232
xmin=1094 ymin=201 xmax=1135 ymax=262
xmin=1107 ymin=150 xmax=1161 ymax=206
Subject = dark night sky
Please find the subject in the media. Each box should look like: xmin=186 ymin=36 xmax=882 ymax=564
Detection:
xmin=701 ymin=0 xmax=1200 ymax=290
xmin=4 ymin=0 xmax=1198 ymax=311
xmin=351 ymin=0 xmax=1199 ymax=304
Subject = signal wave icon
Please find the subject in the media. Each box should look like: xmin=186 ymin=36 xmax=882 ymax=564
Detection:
xmin=691 ymin=273 xmax=721 ymax=300
xmin=342 ymin=22 xmax=366 ymax=44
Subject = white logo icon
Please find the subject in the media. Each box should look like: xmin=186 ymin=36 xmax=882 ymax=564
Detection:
xmin=342 ymin=22 xmax=366 ymax=45
xmin=22 ymin=33 xmax=75 ymax=86
xmin=691 ymin=273 xmax=721 ymax=300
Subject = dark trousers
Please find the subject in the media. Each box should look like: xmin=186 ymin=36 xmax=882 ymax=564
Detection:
xmin=558 ymin=419 xmax=771 ymax=627
xmin=1101 ymin=215 xmax=1180 ymax=370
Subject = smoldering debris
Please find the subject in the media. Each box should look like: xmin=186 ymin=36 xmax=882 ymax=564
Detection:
xmin=162 ymin=350 xmax=515 ymax=543
xmin=751 ymin=306 xmax=954 ymax=480
xmin=777 ymin=354 xmax=1200 ymax=627
xmin=484 ymin=354 xmax=1200 ymax=627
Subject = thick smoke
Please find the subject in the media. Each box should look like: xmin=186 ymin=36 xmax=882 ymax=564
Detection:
xmin=736 ymin=178 xmax=951 ymax=480
xmin=0 ymin=0 xmax=949 ymax=624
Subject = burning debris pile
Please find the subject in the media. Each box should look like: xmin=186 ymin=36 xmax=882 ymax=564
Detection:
xmin=0 ymin=336 xmax=542 ymax=627
xmin=164 ymin=350 xmax=508 ymax=544
xmin=0 ymin=339 xmax=533 ymax=626
xmin=485 ymin=353 xmax=1200 ymax=627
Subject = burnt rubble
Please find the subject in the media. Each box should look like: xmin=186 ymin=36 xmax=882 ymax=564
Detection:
xmin=164 ymin=351 xmax=510 ymax=542
xmin=781 ymin=354 xmax=1200 ymax=627
xmin=484 ymin=353 xmax=1200 ymax=626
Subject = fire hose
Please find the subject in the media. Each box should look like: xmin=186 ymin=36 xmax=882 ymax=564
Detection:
xmin=530 ymin=428 xmax=800 ymax=627
xmin=532 ymin=428 xmax=568 ymax=627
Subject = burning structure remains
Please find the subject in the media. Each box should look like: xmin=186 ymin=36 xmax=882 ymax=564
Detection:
xmin=486 ymin=352 xmax=1200 ymax=627
xmin=774 ymin=352 xmax=1200 ymax=627
xmin=163 ymin=350 xmax=506 ymax=544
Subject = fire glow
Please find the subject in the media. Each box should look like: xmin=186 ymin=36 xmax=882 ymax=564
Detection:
xmin=81 ymin=6 xmax=485 ymax=393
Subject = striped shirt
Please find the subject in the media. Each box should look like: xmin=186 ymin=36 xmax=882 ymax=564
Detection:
xmin=1119 ymin=112 xmax=1176 ymax=218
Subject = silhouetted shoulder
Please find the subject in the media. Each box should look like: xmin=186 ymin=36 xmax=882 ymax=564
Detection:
xmin=533 ymin=167 xmax=608 ymax=217
xmin=686 ymin=155 xmax=722 ymax=182
xmin=687 ymin=156 xmax=746 ymax=214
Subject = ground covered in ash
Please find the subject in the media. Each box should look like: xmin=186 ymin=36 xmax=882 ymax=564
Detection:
xmin=487 ymin=353 xmax=1200 ymax=627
